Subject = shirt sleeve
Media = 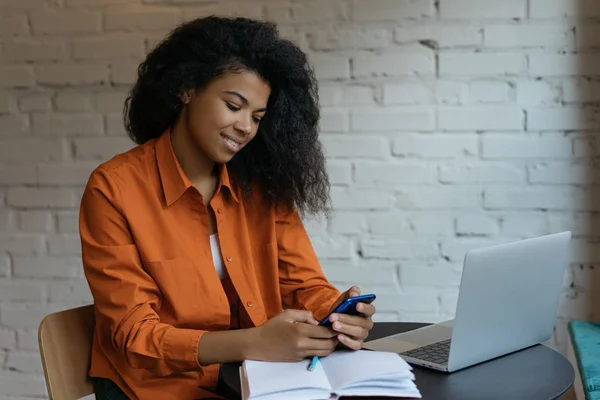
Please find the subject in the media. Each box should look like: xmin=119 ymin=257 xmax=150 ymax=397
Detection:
xmin=276 ymin=208 xmax=341 ymax=321
xmin=80 ymin=167 xmax=204 ymax=376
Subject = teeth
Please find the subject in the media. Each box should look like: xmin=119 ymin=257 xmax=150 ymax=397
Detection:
xmin=224 ymin=137 xmax=240 ymax=148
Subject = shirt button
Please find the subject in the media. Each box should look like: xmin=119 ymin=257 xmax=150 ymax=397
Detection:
xmin=226 ymin=256 xmax=232 ymax=262
xmin=247 ymin=301 xmax=253 ymax=307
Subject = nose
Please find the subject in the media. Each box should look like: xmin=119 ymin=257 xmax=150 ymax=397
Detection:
xmin=234 ymin=114 xmax=252 ymax=135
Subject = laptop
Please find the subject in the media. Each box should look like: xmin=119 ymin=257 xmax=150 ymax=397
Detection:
xmin=364 ymin=231 xmax=572 ymax=373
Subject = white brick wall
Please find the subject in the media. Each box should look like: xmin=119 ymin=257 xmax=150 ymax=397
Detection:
xmin=1 ymin=0 xmax=599 ymax=397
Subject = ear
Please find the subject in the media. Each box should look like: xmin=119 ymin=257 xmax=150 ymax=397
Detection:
xmin=180 ymin=90 xmax=192 ymax=104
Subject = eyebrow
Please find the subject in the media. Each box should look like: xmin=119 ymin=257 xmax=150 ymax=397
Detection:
xmin=224 ymin=91 xmax=267 ymax=113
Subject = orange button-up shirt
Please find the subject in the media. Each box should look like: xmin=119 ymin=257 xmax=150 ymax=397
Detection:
xmin=79 ymin=130 xmax=340 ymax=400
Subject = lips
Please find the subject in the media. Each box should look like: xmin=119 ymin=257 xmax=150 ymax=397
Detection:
xmin=221 ymin=133 xmax=244 ymax=152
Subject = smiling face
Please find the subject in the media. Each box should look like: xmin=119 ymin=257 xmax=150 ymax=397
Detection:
xmin=179 ymin=70 xmax=271 ymax=166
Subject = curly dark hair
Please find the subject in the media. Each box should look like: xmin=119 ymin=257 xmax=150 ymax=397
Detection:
xmin=124 ymin=16 xmax=329 ymax=216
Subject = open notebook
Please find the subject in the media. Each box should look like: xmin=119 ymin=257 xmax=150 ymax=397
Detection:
xmin=240 ymin=350 xmax=421 ymax=400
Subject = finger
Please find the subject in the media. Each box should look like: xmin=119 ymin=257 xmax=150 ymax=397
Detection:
xmin=356 ymin=302 xmax=376 ymax=317
xmin=299 ymin=338 xmax=338 ymax=357
xmin=304 ymin=337 xmax=338 ymax=351
xmin=337 ymin=334 xmax=363 ymax=350
xmin=331 ymin=320 xmax=369 ymax=341
xmin=330 ymin=313 xmax=374 ymax=330
xmin=304 ymin=347 xmax=337 ymax=358
xmin=281 ymin=309 xmax=318 ymax=325
xmin=298 ymin=324 xmax=338 ymax=339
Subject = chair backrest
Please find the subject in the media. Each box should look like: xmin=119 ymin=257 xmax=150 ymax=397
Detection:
xmin=38 ymin=304 xmax=95 ymax=400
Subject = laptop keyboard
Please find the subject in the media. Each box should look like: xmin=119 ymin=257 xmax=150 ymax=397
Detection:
xmin=400 ymin=339 xmax=451 ymax=365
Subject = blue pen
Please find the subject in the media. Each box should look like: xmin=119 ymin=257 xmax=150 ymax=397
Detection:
xmin=307 ymin=355 xmax=319 ymax=371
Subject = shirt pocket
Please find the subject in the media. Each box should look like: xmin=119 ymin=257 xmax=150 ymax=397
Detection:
xmin=143 ymin=257 xmax=223 ymax=328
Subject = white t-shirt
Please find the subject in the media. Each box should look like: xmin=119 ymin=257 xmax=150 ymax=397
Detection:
xmin=209 ymin=233 xmax=228 ymax=280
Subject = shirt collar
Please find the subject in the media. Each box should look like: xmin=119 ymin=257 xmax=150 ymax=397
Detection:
xmin=155 ymin=129 xmax=240 ymax=206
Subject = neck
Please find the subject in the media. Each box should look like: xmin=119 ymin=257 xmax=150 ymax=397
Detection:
xmin=170 ymin=121 xmax=216 ymax=185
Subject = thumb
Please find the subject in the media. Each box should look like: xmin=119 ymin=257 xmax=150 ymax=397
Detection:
xmin=281 ymin=309 xmax=319 ymax=325
xmin=328 ymin=286 xmax=362 ymax=313
xmin=347 ymin=285 xmax=361 ymax=298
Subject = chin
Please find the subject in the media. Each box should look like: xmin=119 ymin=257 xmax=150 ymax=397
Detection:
xmin=212 ymin=151 xmax=236 ymax=164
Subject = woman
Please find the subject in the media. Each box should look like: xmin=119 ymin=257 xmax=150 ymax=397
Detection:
xmin=80 ymin=16 xmax=376 ymax=400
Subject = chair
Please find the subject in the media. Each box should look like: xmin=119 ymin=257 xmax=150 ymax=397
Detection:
xmin=38 ymin=304 xmax=96 ymax=400
xmin=567 ymin=320 xmax=600 ymax=400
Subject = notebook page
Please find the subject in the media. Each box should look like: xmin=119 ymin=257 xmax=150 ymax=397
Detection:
xmin=241 ymin=365 xmax=332 ymax=400
xmin=320 ymin=350 xmax=413 ymax=390
xmin=243 ymin=358 xmax=332 ymax=398
xmin=342 ymin=383 xmax=421 ymax=399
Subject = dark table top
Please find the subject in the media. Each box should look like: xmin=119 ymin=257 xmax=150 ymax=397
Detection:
xmin=220 ymin=322 xmax=574 ymax=400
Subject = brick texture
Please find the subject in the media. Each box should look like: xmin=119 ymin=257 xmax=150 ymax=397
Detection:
xmin=0 ymin=0 xmax=599 ymax=396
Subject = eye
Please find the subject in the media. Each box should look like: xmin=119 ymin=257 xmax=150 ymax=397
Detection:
xmin=225 ymin=102 xmax=240 ymax=112
xmin=253 ymin=116 xmax=262 ymax=124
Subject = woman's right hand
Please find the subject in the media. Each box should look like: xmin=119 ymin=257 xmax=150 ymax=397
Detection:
xmin=247 ymin=309 xmax=338 ymax=362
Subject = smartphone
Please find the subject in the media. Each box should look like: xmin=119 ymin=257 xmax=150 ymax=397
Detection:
xmin=318 ymin=294 xmax=376 ymax=327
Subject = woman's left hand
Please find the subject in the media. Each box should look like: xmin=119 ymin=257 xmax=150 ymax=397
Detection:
xmin=327 ymin=286 xmax=376 ymax=350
